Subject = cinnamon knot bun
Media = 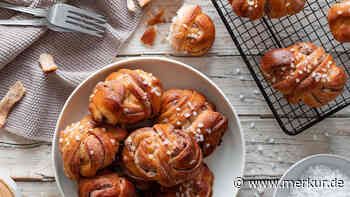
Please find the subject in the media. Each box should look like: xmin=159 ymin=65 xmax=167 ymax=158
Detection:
xmin=59 ymin=115 xmax=128 ymax=180
xmin=261 ymin=42 xmax=347 ymax=107
xmin=89 ymin=69 xmax=163 ymax=125
xmin=122 ymin=123 xmax=203 ymax=187
xmin=168 ymin=4 xmax=215 ymax=56
xmin=328 ymin=0 xmax=350 ymax=43
xmin=155 ymin=163 xmax=214 ymax=197
xmin=79 ymin=171 xmax=137 ymax=197
xmin=230 ymin=0 xmax=306 ymax=20
xmin=157 ymin=89 xmax=228 ymax=157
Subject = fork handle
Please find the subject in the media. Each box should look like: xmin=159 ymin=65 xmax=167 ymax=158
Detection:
xmin=0 ymin=2 xmax=48 ymax=17
xmin=0 ymin=19 xmax=48 ymax=26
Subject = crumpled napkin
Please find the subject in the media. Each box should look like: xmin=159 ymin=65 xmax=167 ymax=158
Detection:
xmin=0 ymin=0 xmax=142 ymax=141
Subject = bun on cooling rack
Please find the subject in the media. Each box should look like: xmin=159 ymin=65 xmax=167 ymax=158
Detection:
xmin=157 ymin=89 xmax=228 ymax=157
xmin=154 ymin=163 xmax=214 ymax=197
xmin=328 ymin=0 xmax=350 ymax=43
xmin=79 ymin=171 xmax=137 ymax=197
xmin=89 ymin=69 xmax=163 ymax=125
xmin=122 ymin=123 xmax=203 ymax=187
xmin=261 ymin=42 xmax=347 ymax=107
xmin=168 ymin=4 xmax=215 ymax=56
xmin=59 ymin=115 xmax=128 ymax=180
xmin=230 ymin=0 xmax=306 ymax=20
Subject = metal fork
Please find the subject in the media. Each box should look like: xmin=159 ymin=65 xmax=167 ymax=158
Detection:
xmin=0 ymin=2 xmax=107 ymax=37
xmin=47 ymin=4 xmax=107 ymax=37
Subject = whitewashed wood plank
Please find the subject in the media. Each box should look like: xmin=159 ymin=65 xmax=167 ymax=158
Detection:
xmin=17 ymin=182 xmax=60 ymax=197
xmin=2 ymin=118 xmax=350 ymax=179
xmin=15 ymin=181 xmax=276 ymax=197
xmin=243 ymin=118 xmax=350 ymax=177
xmin=0 ymin=141 xmax=53 ymax=180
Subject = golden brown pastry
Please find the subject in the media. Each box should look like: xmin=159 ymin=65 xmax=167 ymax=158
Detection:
xmin=79 ymin=171 xmax=137 ymax=197
xmin=328 ymin=0 xmax=350 ymax=43
xmin=89 ymin=69 xmax=163 ymax=125
xmin=122 ymin=124 xmax=203 ymax=187
xmin=59 ymin=115 xmax=128 ymax=180
xmin=168 ymin=4 xmax=215 ymax=56
xmin=230 ymin=0 xmax=306 ymax=21
xmin=261 ymin=42 xmax=347 ymax=107
xmin=155 ymin=163 xmax=214 ymax=197
xmin=157 ymin=89 xmax=228 ymax=157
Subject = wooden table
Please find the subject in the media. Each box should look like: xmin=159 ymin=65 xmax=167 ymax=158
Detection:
xmin=1 ymin=0 xmax=350 ymax=196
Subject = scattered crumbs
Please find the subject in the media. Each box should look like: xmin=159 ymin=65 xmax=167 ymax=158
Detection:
xmin=137 ymin=0 xmax=151 ymax=8
xmin=239 ymin=94 xmax=245 ymax=101
xmin=141 ymin=26 xmax=157 ymax=46
xmin=257 ymin=145 xmax=263 ymax=152
xmin=127 ymin=0 xmax=136 ymax=12
xmin=253 ymin=90 xmax=260 ymax=95
xmin=264 ymin=137 xmax=273 ymax=143
xmin=0 ymin=81 xmax=26 ymax=128
xmin=147 ymin=8 xmax=166 ymax=25
xmin=39 ymin=53 xmax=58 ymax=73
xmin=249 ymin=122 xmax=255 ymax=129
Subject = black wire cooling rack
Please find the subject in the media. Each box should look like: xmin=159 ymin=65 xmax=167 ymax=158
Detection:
xmin=210 ymin=0 xmax=350 ymax=135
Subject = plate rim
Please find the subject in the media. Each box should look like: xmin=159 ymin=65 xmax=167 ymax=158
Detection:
xmin=51 ymin=56 xmax=246 ymax=197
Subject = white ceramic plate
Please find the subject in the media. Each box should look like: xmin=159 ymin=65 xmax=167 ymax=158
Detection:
xmin=52 ymin=57 xmax=245 ymax=197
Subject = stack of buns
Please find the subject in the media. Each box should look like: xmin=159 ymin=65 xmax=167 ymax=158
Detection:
xmin=230 ymin=0 xmax=306 ymax=20
xmin=59 ymin=68 xmax=228 ymax=197
xmin=227 ymin=1 xmax=349 ymax=104
xmin=229 ymin=0 xmax=350 ymax=44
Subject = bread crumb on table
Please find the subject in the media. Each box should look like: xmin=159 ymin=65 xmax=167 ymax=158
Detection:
xmin=39 ymin=53 xmax=58 ymax=73
xmin=137 ymin=0 xmax=151 ymax=8
xmin=0 ymin=81 xmax=26 ymax=128
xmin=141 ymin=26 xmax=157 ymax=46
xmin=127 ymin=0 xmax=136 ymax=12
xmin=147 ymin=8 xmax=166 ymax=25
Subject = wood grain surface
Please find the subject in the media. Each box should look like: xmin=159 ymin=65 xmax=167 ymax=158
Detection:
xmin=1 ymin=0 xmax=350 ymax=196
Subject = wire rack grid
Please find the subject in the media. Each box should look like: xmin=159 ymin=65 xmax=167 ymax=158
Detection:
xmin=210 ymin=0 xmax=350 ymax=135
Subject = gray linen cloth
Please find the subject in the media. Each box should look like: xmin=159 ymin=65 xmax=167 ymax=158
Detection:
xmin=0 ymin=0 xmax=142 ymax=141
